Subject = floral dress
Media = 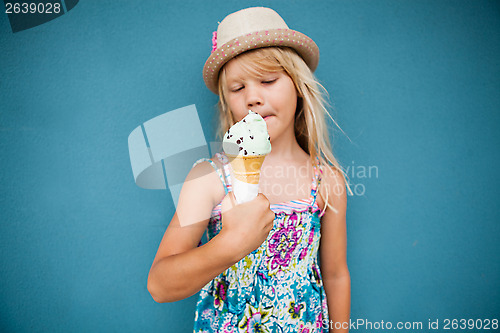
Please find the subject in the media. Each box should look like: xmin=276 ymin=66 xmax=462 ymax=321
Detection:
xmin=192 ymin=152 xmax=329 ymax=333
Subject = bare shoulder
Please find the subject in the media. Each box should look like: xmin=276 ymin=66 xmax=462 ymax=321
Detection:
xmin=150 ymin=157 xmax=226 ymax=263
xmin=317 ymin=165 xmax=348 ymax=214
xmin=182 ymin=156 xmax=226 ymax=207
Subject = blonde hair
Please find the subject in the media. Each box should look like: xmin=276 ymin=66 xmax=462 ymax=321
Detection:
xmin=215 ymin=47 xmax=353 ymax=214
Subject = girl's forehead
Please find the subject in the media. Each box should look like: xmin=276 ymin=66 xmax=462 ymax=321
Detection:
xmin=224 ymin=57 xmax=280 ymax=81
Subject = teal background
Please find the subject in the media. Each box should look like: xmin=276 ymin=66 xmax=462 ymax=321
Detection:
xmin=1 ymin=0 xmax=499 ymax=332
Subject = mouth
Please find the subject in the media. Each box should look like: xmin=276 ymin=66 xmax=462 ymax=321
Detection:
xmin=254 ymin=111 xmax=273 ymax=120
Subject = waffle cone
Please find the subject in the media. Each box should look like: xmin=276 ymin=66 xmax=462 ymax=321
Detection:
xmin=226 ymin=154 xmax=267 ymax=184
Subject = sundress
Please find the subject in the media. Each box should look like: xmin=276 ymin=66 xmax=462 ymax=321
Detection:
xmin=192 ymin=152 xmax=329 ymax=333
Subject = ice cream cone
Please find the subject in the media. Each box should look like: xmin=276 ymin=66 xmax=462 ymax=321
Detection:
xmin=226 ymin=154 xmax=267 ymax=184
xmin=222 ymin=110 xmax=271 ymax=203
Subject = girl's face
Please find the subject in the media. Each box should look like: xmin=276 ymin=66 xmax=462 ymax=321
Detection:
xmin=222 ymin=56 xmax=298 ymax=142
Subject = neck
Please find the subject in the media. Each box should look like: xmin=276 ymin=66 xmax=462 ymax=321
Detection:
xmin=265 ymin=127 xmax=306 ymax=164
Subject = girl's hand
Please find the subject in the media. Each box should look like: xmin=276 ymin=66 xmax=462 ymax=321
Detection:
xmin=219 ymin=192 xmax=275 ymax=259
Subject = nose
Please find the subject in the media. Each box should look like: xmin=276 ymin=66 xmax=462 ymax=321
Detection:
xmin=245 ymin=85 xmax=264 ymax=108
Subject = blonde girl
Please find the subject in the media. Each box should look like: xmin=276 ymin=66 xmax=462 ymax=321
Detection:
xmin=148 ymin=7 xmax=352 ymax=333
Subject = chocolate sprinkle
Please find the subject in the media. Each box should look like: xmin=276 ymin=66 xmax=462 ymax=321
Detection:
xmin=244 ymin=150 xmax=247 ymax=155
xmin=236 ymin=139 xmax=241 ymax=144
xmin=250 ymin=135 xmax=254 ymax=139
xmin=239 ymin=147 xmax=243 ymax=151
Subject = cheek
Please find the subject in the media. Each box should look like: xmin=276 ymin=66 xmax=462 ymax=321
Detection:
xmin=279 ymin=89 xmax=297 ymax=112
xmin=227 ymin=96 xmax=246 ymax=121
xmin=276 ymin=81 xmax=297 ymax=109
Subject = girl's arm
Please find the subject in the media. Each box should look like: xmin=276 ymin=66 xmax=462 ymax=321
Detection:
xmin=147 ymin=160 xmax=274 ymax=303
xmin=319 ymin=167 xmax=351 ymax=333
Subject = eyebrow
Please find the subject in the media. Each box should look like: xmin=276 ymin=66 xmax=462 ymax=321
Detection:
xmin=226 ymin=71 xmax=278 ymax=84
xmin=225 ymin=75 xmax=244 ymax=84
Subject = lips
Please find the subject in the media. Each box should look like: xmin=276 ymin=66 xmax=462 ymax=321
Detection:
xmin=251 ymin=110 xmax=272 ymax=119
xmin=251 ymin=111 xmax=274 ymax=121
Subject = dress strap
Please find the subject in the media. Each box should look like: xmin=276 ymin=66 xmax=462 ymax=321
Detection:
xmin=192 ymin=155 xmax=228 ymax=195
xmin=215 ymin=152 xmax=233 ymax=191
xmin=310 ymin=157 xmax=324 ymax=215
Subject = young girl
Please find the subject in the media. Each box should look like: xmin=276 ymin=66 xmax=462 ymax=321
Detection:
xmin=148 ymin=7 xmax=352 ymax=333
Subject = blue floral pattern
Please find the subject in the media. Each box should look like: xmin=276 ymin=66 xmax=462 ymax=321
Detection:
xmin=193 ymin=153 xmax=329 ymax=332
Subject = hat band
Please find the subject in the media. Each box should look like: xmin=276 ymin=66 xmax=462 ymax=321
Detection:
xmin=211 ymin=31 xmax=217 ymax=53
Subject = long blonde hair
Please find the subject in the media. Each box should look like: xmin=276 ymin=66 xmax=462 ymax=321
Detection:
xmin=215 ymin=47 xmax=353 ymax=214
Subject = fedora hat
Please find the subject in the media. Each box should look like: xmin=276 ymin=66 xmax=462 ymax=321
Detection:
xmin=203 ymin=7 xmax=320 ymax=94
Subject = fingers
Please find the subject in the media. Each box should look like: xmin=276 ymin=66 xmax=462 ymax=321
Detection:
xmin=220 ymin=191 xmax=274 ymax=220
xmin=256 ymin=193 xmax=273 ymax=213
xmin=256 ymin=193 xmax=271 ymax=207
xmin=256 ymin=192 xmax=268 ymax=201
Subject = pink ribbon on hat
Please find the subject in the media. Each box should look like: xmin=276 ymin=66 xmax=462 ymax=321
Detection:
xmin=211 ymin=31 xmax=217 ymax=53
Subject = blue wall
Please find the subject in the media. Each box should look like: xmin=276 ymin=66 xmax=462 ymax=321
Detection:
xmin=1 ymin=1 xmax=499 ymax=332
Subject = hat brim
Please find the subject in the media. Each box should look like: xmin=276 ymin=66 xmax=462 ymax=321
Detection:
xmin=203 ymin=28 xmax=319 ymax=94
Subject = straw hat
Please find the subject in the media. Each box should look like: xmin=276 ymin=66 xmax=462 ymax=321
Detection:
xmin=203 ymin=7 xmax=320 ymax=94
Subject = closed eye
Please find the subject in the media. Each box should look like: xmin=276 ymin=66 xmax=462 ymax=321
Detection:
xmin=262 ymin=79 xmax=277 ymax=84
xmin=231 ymin=86 xmax=244 ymax=92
